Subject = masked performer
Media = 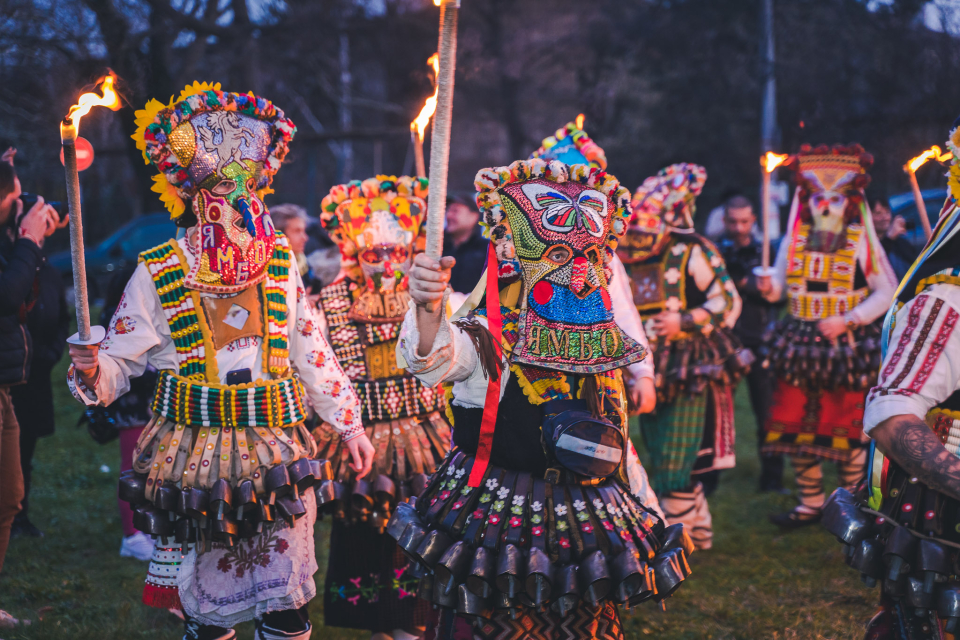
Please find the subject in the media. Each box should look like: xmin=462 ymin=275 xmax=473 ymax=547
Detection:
xmin=66 ymin=83 xmax=375 ymax=640
xmin=618 ymin=164 xmax=747 ymax=551
xmin=530 ymin=121 xmax=659 ymax=421
xmin=387 ymin=157 xmax=693 ymax=640
xmin=312 ymin=175 xmax=451 ymax=639
xmin=821 ymin=123 xmax=960 ymax=640
xmin=761 ymin=145 xmax=896 ymax=528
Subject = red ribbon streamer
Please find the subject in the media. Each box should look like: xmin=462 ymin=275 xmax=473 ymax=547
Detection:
xmin=467 ymin=244 xmax=503 ymax=488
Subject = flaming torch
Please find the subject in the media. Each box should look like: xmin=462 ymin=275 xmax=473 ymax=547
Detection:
xmin=905 ymin=145 xmax=952 ymax=242
xmin=756 ymin=151 xmax=788 ymax=276
xmin=62 ymin=73 xmax=121 ymax=345
xmin=410 ymin=53 xmax=439 ymax=178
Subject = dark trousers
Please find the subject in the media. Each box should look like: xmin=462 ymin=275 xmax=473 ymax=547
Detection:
xmin=16 ymin=427 xmax=38 ymax=520
xmin=744 ymin=349 xmax=784 ymax=490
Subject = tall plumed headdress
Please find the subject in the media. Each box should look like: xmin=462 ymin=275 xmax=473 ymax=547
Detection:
xmin=529 ymin=119 xmax=607 ymax=170
xmin=132 ymin=82 xmax=296 ymax=293
xmin=132 ymin=82 xmax=296 ymax=221
xmin=473 ymin=158 xmax=643 ymax=373
xmin=320 ymin=175 xmax=428 ymax=322
xmin=631 ymin=163 xmax=707 ymax=231
xmin=785 ymin=143 xmax=872 ymax=225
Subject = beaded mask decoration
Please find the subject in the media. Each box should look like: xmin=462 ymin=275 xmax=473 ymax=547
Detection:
xmin=476 ymin=159 xmax=644 ymax=373
xmin=133 ymin=82 xmax=296 ymax=293
xmin=529 ymin=120 xmax=607 ymax=170
xmin=631 ymin=163 xmax=707 ymax=233
xmin=320 ymin=176 xmax=428 ymax=322
xmin=787 ymin=144 xmax=872 ymax=233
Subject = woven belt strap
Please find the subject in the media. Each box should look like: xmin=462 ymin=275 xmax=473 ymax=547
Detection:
xmin=354 ymin=375 xmax=445 ymax=423
xmin=151 ymin=370 xmax=308 ymax=428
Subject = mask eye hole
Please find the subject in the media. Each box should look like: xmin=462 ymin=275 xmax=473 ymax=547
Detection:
xmin=361 ymin=249 xmax=383 ymax=264
xmin=390 ymin=246 xmax=408 ymax=263
xmin=545 ymin=245 xmax=571 ymax=265
xmin=585 ymin=247 xmax=601 ymax=265
xmin=212 ymin=179 xmax=236 ymax=196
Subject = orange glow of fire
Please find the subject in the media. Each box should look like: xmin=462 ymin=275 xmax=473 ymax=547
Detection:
xmin=411 ymin=54 xmax=440 ymax=142
xmin=907 ymin=145 xmax=953 ymax=173
xmin=763 ymin=151 xmax=788 ymax=173
xmin=66 ymin=73 xmax=120 ymax=130
xmin=575 ymin=113 xmax=585 ymax=130
xmin=433 ymin=0 xmax=440 ymax=5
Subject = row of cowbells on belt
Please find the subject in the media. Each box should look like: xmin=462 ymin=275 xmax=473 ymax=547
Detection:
xmin=314 ymin=472 xmax=430 ymax=532
xmin=759 ymin=318 xmax=882 ymax=391
xmin=385 ymin=500 xmax=694 ymax=622
xmin=824 ymin=488 xmax=960 ymax=633
xmin=651 ymin=328 xmax=754 ymax=405
xmin=118 ymin=458 xmax=335 ymax=547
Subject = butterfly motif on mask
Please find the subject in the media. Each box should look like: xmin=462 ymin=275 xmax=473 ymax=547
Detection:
xmin=520 ymin=183 xmax=608 ymax=238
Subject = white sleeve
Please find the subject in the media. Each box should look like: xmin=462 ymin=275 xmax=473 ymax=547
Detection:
xmin=848 ymin=235 xmax=899 ymax=326
xmin=864 ymin=288 xmax=960 ymax=434
xmin=396 ymin=298 xmax=511 ymax=409
xmin=625 ymin=440 xmax=665 ymax=520
xmin=762 ymin=233 xmax=789 ymax=303
xmin=688 ymin=245 xmax=742 ymax=327
xmin=287 ymin=269 xmax=365 ymax=441
xmin=68 ymin=263 xmax=172 ymax=406
xmin=609 ymin=255 xmax=653 ymax=381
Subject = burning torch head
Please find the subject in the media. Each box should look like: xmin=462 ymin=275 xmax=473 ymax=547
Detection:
xmin=474 ymin=159 xmax=646 ymax=374
xmin=133 ymin=82 xmax=297 ymax=293
xmin=320 ymin=176 xmax=428 ymax=293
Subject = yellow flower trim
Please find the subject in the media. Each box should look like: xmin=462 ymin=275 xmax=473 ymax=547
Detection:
xmin=132 ymin=82 xmax=225 ymax=219
xmin=443 ymin=383 xmax=455 ymax=426
xmin=949 ymin=164 xmax=960 ymax=204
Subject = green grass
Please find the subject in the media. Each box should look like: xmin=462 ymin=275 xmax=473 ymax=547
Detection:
xmin=0 ymin=359 xmax=875 ymax=639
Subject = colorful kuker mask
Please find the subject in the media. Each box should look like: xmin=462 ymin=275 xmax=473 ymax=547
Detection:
xmin=133 ymin=82 xmax=296 ymax=293
xmin=476 ymin=159 xmax=644 ymax=373
xmin=631 ymin=163 xmax=707 ymax=233
xmin=320 ymin=176 xmax=428 ymax=322
xmin=530 ymin=119 xmax=607 ymax=170
xmin=787 ymin=144 xmax=872 ymax=246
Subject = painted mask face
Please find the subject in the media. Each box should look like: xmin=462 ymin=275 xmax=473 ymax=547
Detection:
xmin=188 ymin=187 xmax=276 ymax=292
xmin=809 ymin=189 xmax=848 ymax=236
xmin=169 ymin=110 xmax=279 ymax=292
xmin=617 ymin=209 xmax=669 ymax=263
xmin=336 ymin=193 xmax=422 ymax=293
xmin=498 ymin=177 xmax=642 ymax=373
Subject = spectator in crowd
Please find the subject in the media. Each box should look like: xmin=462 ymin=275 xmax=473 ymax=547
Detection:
xmin=871 ymin=197 xmax=917 ymax=282
xmin=0 ymin=155 xmax=61 ymax=627
xmin=96 ymin=267 xmax=159 ymax=561
xmin=442 ymin=193 xmax=488 ymax=294
xmin=273 ymin=203 xmax=338 ymax=307
xmin=304 ymin=214 xmax=341 ymax=291
xmin=9 ymin=226 xmax=69 ymax=539
xmin=717 ymin=195 xmax=786 ymax=493
xmin=704 ymin=188 xmax=755 ymax=241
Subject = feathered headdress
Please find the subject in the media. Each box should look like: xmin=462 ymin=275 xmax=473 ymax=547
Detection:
xmin=132 ymin=82 xmax=296 ymax=220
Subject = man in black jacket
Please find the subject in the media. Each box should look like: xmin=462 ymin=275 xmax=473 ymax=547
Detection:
xmin=717 ymin=195 xmax=786 ymax=492
xmin=442 ymin=194 xmax=488 ymax=294
xmin=0 ymin=157 xmax=60 ymax=606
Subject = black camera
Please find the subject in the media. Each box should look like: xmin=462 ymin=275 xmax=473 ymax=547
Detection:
xmin=19 ymin=193 xmax=64 ymax=222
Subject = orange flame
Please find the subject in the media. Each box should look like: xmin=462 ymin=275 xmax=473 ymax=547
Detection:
xmin=907 ymin=145 xmax=953 ymax=173
xmin=411 ymin=54 xmax=440 ymax=142
xmin=763 ymin=151 xmax=788 ymax=173
xmin=433 ymin=0 xmax=440 ymax=5
xmin=66 ymin=73 xmax=120 ymax=130
xmin=575 ymin=113 xmax=585 ymax=130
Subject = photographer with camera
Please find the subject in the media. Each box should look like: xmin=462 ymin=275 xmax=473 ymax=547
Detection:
xmin=0 ymin=153 xmax=63 ymax=627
